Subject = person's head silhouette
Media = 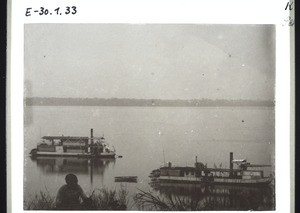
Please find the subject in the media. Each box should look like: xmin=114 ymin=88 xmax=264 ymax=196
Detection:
xmin=65 ymin=174 xmax=78 ymax=186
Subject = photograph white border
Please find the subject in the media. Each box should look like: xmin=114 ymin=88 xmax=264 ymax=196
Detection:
xmin=9 ymin=0 xmax=292 ymax=212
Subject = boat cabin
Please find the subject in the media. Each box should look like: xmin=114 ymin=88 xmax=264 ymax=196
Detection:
xmin=31 ymin=129 xmax=116 ymax=158
xmin=38 ymin=136 xmax=89 ymax=154
xmin=154 ymin=152 xmax=271 ymax=185
xmin=159 ymin=162 xmax=265 ymax=180
xmin=37 ymin=134 xmax=114 ymax=155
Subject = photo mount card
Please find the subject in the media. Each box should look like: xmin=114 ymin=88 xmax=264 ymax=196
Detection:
xmin=8 ymin=0 xmax=294 ymax=212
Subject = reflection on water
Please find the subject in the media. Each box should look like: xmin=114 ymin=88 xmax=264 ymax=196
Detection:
xmin=30 ymin=156 xmax=116 ymax=184
xmin=149 ymin=182 xmax=275 ymax=211
xmin=25 ymin=106 xmax=275 ymax=210
xmin=28 ymin=156 xmax=275 ymax=210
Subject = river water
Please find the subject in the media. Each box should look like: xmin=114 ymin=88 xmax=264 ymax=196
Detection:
xmin=24 ymin=106 xmax=275 ymax=210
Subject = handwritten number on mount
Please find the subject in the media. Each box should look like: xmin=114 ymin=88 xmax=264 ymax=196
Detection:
xmin=65 ymin=6 xmax=70 ymax=14
xmin=39 ymin=7 xmax=48 ymax=15
xmin=25 ymin=6 xmax=77 ymax=17
xmin=65 ymin=6 xmax=76 ymax=15
xmin=54 ymin=7 xmax=60 ymax=15
xmin=71 ymin=6 xmax=77 ymax=15
xmin=38 ymin=7 xmax=44 ymax=15
xmin=39 ymin=7 xmax=49 ymax=15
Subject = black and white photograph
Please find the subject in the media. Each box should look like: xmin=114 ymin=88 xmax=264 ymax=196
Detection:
xmin=23 ymin=24 xmax=276 ymax=211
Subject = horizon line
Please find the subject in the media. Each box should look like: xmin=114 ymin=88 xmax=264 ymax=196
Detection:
xmin=25 ymin=97 xmax=275 ymax=102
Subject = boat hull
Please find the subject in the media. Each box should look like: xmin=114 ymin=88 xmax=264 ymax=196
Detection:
xmin=115 ymin=176 xmax=138 ymax=183
xmin=32 ymin=150 xmax=116 ymax=158
xmin=157 ymin=176 xmax=273 ymax=186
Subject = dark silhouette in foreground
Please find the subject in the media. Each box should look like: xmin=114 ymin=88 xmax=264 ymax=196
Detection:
xmin=25 ymin=186 xmax=128 ymax=210
xmin=55 ymin=174 xmax=88 ymax=210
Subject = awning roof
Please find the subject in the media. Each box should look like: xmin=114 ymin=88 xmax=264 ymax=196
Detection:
xmin=42 ymin=136 xmax=89 ymax=140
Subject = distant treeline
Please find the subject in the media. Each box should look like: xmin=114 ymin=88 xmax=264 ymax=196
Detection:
xmin=25 ymin=97 xmax=275 ymax=107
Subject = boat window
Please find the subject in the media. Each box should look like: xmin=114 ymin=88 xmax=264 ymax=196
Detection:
xmin=185 ymin=171 xmax=189 ymax=175
xmin=191 ymin=171 xmax=194 ymax=175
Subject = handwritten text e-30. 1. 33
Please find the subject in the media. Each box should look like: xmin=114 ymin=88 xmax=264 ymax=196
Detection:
xmin=25 ymin=6 xmax=77 ymax=17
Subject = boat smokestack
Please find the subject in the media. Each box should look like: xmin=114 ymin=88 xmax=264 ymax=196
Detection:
xmin=230 ymin=152 xmax=233 ymax=176
xmin=91 ymin=129 xmax=94 ymax=153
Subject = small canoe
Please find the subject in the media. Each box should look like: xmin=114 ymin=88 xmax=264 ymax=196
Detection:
xmin=115 ymin=176 xmax=138 ymax=183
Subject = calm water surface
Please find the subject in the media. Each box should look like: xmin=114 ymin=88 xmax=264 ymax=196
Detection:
xmin=24 ymin=106 xmax=275 ymax=210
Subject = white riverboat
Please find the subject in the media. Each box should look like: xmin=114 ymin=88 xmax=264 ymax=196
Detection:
xmin=150 ymin=152 xmax=273 ymax=186
xmin=30 ymin=129 xmax=116 ymax=158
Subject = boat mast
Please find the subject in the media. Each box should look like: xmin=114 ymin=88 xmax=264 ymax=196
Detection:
xmin=91 ymin=128 xmax=94 ymax=154
xmin=230 ymin=152 xmax=233 ymax=177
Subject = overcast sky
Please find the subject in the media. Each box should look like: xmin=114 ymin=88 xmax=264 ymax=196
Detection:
xmin=24 ymin=24 xmax=275 ymax=100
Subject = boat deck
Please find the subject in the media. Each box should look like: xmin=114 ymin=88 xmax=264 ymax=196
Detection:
xmin=35 ymin=151 xmax=115 ymax=158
